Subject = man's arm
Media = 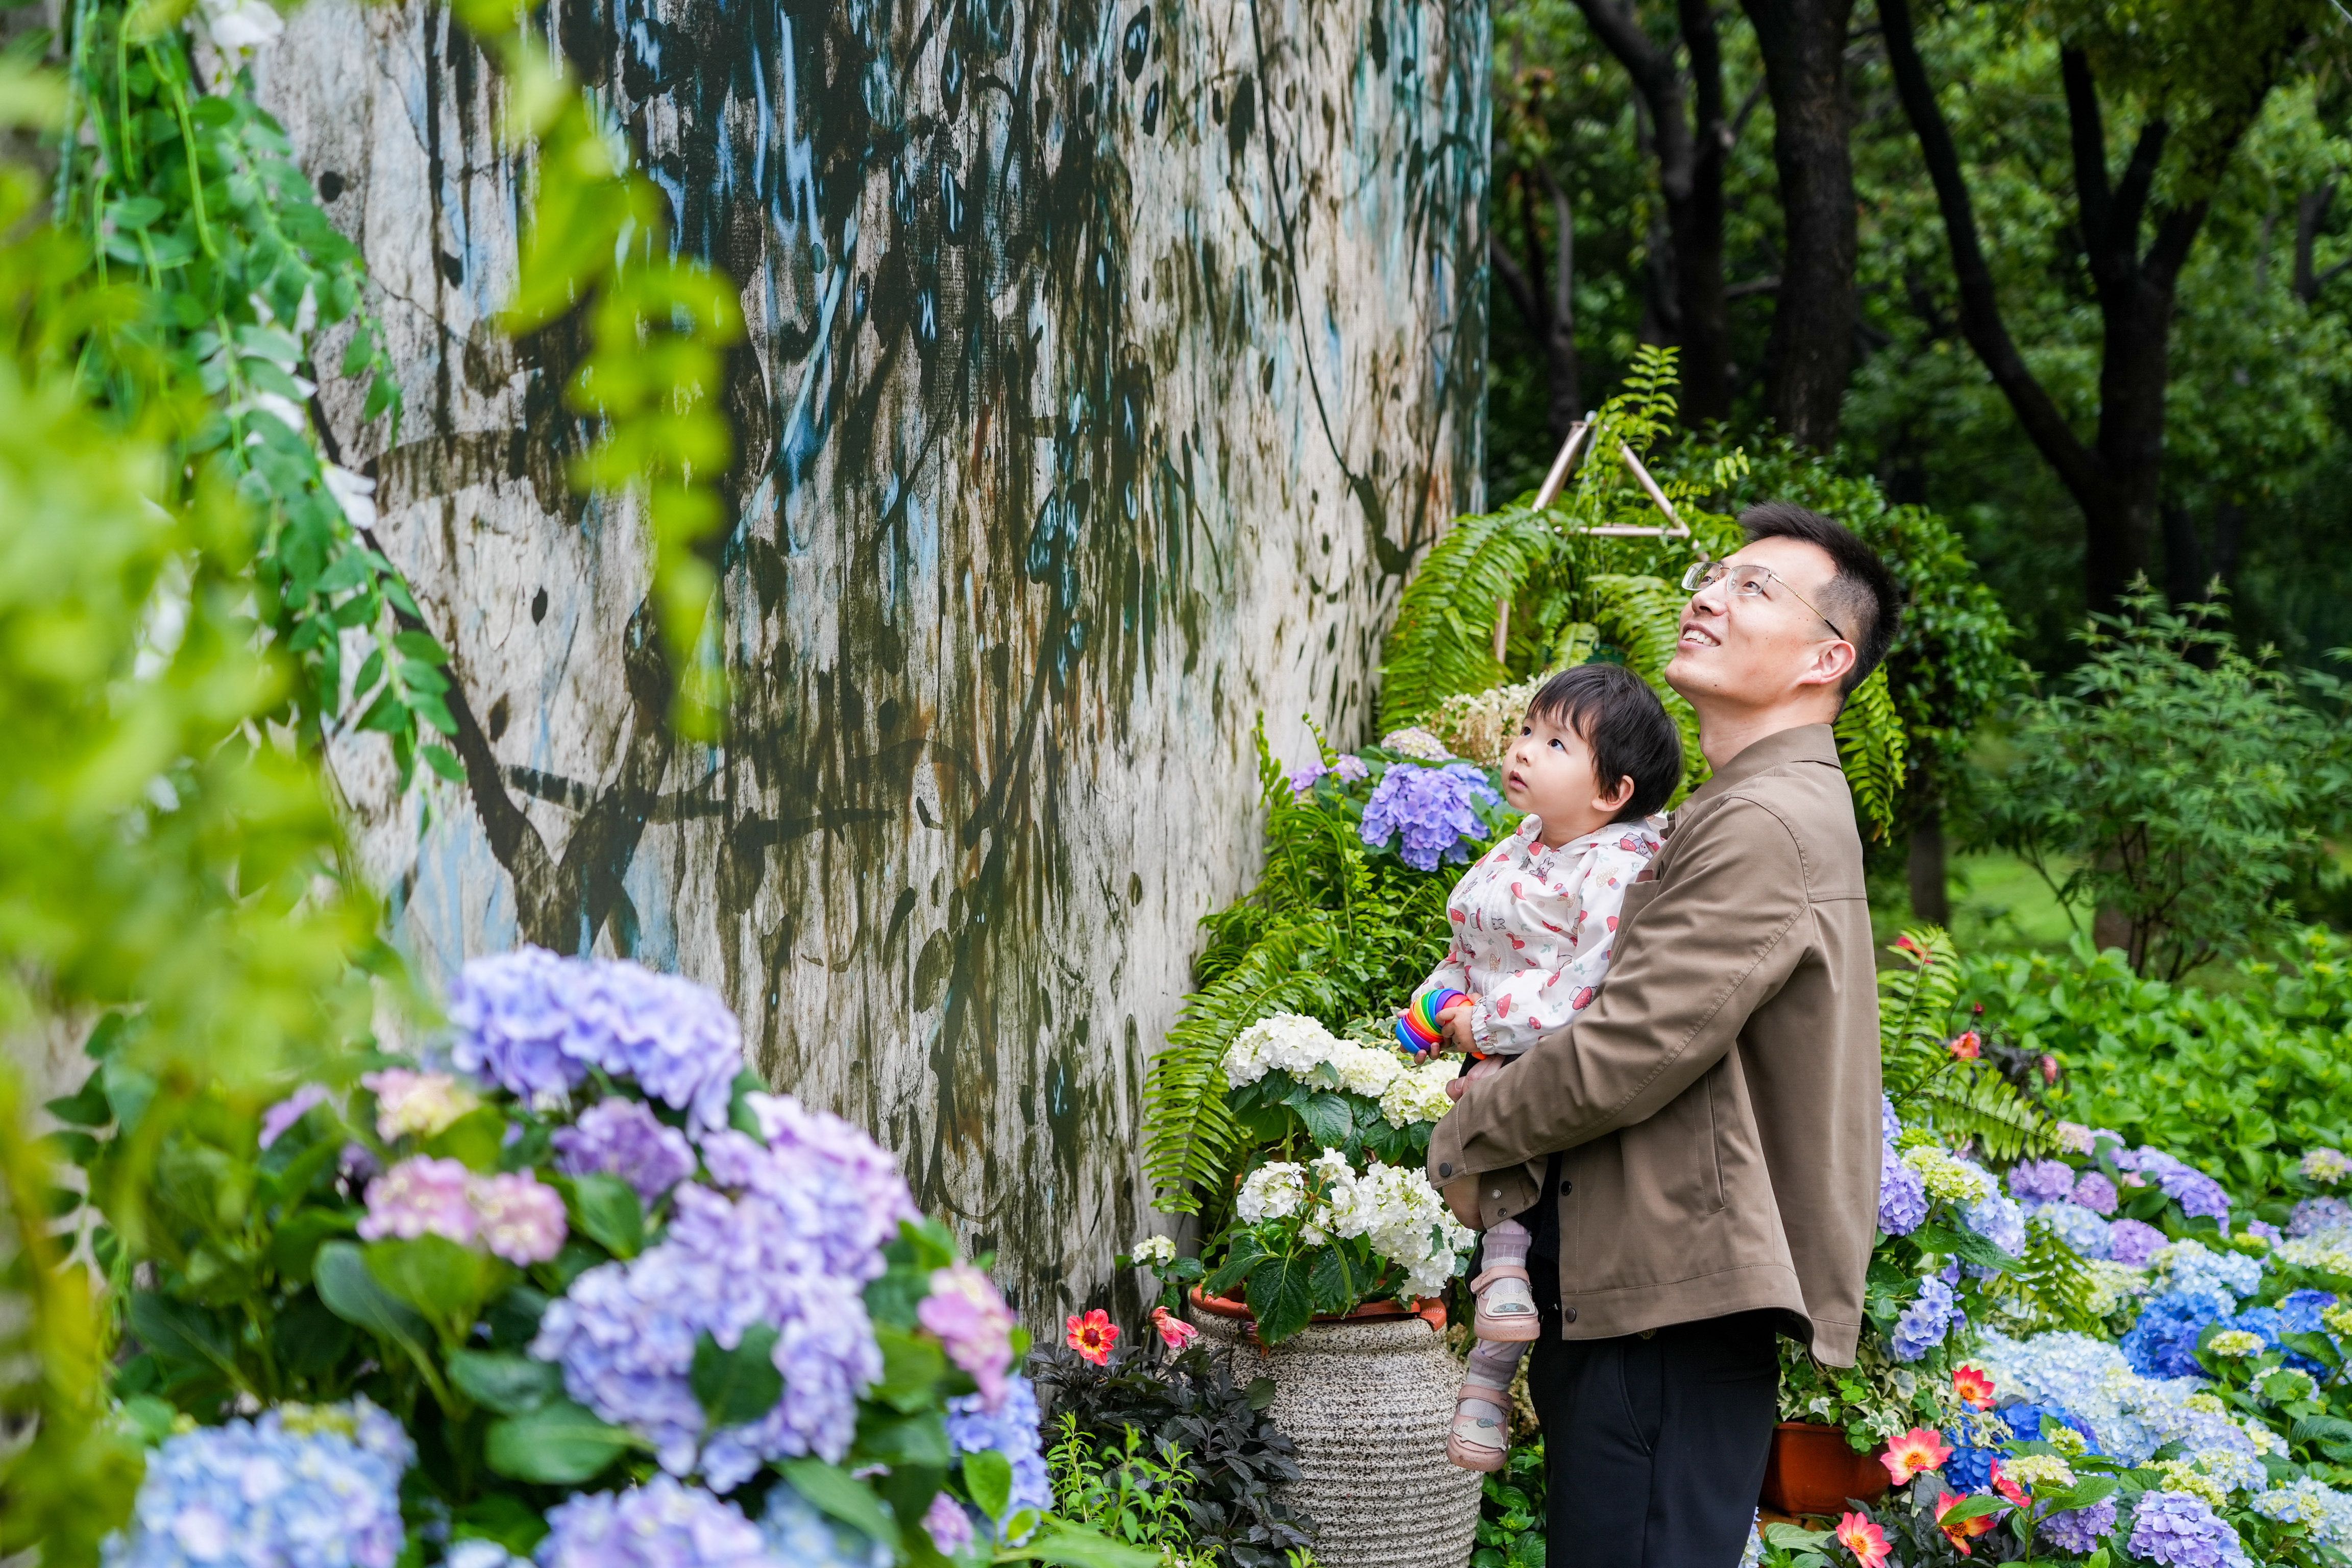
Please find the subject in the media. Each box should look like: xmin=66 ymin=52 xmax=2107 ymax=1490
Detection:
xmin=1426 ymin=798 xmax=1812 ymax=1182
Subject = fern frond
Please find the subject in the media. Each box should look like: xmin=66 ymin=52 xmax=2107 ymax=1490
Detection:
xmin=1142 ymin=916 xmax=1348 ymax=1214
xmin=1907 ymin=1069 xmax=2054 ymax=1161
xmin=1833 ymin=666 xmax=1908 ymax=842
xmin=1983 ymin=1222 xmax=2104 ymax=1334
xmin=1380 ymin=505 xmax=1556 ymax=730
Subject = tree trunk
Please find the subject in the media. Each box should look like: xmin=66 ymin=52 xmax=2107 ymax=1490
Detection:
xmin=1489 ymin=170 xmax=1583 ymax=439
xmin=1907 ymin=813 xmax=1950 ymax=927
xmin=1741 ymin=0 xmax=1859 ymax=448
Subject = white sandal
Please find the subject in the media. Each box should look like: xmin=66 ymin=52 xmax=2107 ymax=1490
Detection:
xmin=1472 ymin=1263 xmax=1542 ymax=1342
xmin=1447 ymin=1384 xmax=1512 ymax=1471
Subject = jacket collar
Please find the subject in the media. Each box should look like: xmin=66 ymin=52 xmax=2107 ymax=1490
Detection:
xmin=1680 ymin=723 xmax=1841 ymax=814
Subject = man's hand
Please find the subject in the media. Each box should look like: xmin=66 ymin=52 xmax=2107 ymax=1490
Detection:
xmin=1437 ymin=994 xmax=1481 ymax=1054
xmin=1442 ymin=1173 xmax=1484 ymax=1230
xmin=1444 ymin=1075 xmax=1468 ymax=1102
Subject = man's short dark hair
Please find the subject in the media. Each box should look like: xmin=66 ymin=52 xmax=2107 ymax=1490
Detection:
xmin=1525 ymin=664 xmax=1684 ymax=821
xmin=1737 ymin=502 xmax=1901 ymax=697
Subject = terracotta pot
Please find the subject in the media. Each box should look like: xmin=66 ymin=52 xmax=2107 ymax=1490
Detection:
xmin=1188 ymin=1288 xmax=1480 ymax=1568
xmin=1187 ymin=1284 xmax=1449 ymax=1333
xmin=1759 ymin=1422 xmax=1891 ymax=1517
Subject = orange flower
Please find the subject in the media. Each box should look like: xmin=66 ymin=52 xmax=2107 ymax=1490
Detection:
xmin=1879 ymin=1426 xmax=1954 ymax=1484
xmin=1834 ymin=1511 xmax=1890 ymax=1568
xmin=1066 ymin=1308 xmax=1119 ymax=1365
xmin=1948 ymin=1030 xmax=1982 ymax=1060
xmin=1149 ymin=1305 xmax=1199 ymax=1350
xmin=1951 ymin=1364 xmax=1996 ymax=1409
xmin=1936 ymin=1491 xmax=1997 ymax=1555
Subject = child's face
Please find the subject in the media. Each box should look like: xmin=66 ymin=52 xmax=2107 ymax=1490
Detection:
xmin=1504 ymin=707 xmax=1633 ymax=844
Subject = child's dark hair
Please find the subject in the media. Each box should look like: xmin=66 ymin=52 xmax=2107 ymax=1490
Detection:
xmin=1525 ymin=665 xmax=1683 ymax=821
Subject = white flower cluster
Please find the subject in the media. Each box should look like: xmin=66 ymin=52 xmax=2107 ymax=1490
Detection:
xmin=2150 ymin=1239 xmax=2266 ymax=1304
xmin=2302 ymin=1148 xmax=2352 ymax=1186
xmin=1901 ymin=1144 xmax=1995 ymax=1205
xmin=1232 ymin=1148 xmax=1475 ymax=1298
xmin=2278 ymin=1232 xmax=2352 ymax=1278
xmin=1128 ymin=1234 xmax=1178 ymax=1267
xmin=1223 ymin=1013 xmax=1404 ymax=1099
xmin=1378 ymin=1058 xmax=1459 ymax=1128
xmin=2257 ymin=1480 xmax=2352 ymax=1547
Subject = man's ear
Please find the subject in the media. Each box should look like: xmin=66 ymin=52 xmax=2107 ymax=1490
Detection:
xmin=1796 ymin=639 xmax=1858 ymax=691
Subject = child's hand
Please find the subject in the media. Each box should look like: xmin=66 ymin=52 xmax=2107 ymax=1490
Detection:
xmin=1437 ymin=994 xmax=1481 ymax=1055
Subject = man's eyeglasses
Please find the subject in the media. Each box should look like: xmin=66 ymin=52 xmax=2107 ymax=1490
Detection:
xmin=1678 ymin=559 xmax=1847 ymax=642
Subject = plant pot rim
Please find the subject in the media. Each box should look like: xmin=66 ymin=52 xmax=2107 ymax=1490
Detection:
xmin=1188 ymin=1284 xmax=1448 ymax=1331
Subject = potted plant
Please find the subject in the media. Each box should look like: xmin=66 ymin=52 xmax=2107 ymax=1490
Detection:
xmin=1129 ymin=1011 xmax=1482 ymax=1568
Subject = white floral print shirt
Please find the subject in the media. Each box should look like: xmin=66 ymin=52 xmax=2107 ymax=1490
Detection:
xmin=1419 ymin=811 xmax=1667 ymax=1057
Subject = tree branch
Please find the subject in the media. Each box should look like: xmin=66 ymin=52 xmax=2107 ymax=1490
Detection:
xmin=1881 ymin=0 xmax=2098 ymax=501
xmin=1488 ymin=231 xmax=1543 ymax=335
xmin=1575 ymin=0 xmax=1694 ymax=195
xmin=2296 ymin=182 xmax=2337 ymax=302
xmin=2060 ymin=48 xmax=2116 ymax=250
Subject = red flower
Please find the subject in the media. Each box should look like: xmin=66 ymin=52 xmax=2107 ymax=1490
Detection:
xmin=2038 ymin=1054 xmax=2060 ymax=1085
xmin=1951 ymin=1364 xmax=1996 ymax=1409
xmin=1936 ymin=1491 xmax=1997 ymax=1555
xmin=1066 ymin=1309 xmax=1119 ymax=1365
xmin=1834 ymin=1511 xmax=1890 ymax=1568
xmin=1895 ymin=935 xmax=1919 ymax=953
xmin=1879 ymin=1426 xmax=1953 ymax=1485
xmin=1148 ymin=1306 xmax=1198 ymax=1351
xmin=1947 ymin=1030 xmax=1982 ymax=1061
xmin=1991 ymin=1460 xmax=2028 ymax=1510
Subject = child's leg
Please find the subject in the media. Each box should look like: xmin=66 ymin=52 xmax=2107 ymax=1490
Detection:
xmin=1472 ymin=1217 xmax=1540 ymax=1341
xmin=1449 ymin=1335 xmax=1529 ymax=1472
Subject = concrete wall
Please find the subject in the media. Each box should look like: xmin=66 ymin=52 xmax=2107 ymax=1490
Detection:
xmin=263 ymin=0 xmax=1486 ymax=1318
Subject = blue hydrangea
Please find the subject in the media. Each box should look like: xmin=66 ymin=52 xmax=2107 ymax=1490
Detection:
xmin=531 ymin=1095 xmax=914 ymax=1490
xmin=1892 ymin=1276 xmax=1963 ymax=1361
xmin=537 ymin=1477 xmax=781 ymax=1567
xmin=2279 ymin=1288 xmax=2337 ymax=1336
xmin=2123 ymin=1291 xmax=2232 ymax=1380
xmin=946 ymin=1373 xmax=1053 ymax=1534
xmin=1877 ymin=1142 xmax=1928 ymax=1237
xmin=2031 ymin=1200 xmax=2112 ymax=1260
xmin=1358 ymin=762 xmax=1502 ymax=871
xmin=2154 ymin=1240 xmax=2265 ymax=1304
xmin=449 ymin=948 xmax=745 ymax=1131
xmin=105 ymin=1401 xmax=411 ymax=1568
xmin=2040 ymin=1497 xmax=2119 ymax=1554
xmin=1942 ymin=1441 xmax=1998 ymax=1492
xmin=1999 ymin=1400 xmax=2101 ymax=1454
xmin=2128 ymin=1489 xmax=2250 ymax=1568
xmin=1961 ymin=1191 xmax=2026 ymax=1269
xmin=757 ymin=1483 xmax=892 ymax=1566
xmin=2291 ymin=1196 xmax=2352 ymax=1238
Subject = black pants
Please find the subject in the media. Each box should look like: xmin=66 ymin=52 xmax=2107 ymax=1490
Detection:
xmin=1526 ymin=1310 xmax=1778 ymax=1568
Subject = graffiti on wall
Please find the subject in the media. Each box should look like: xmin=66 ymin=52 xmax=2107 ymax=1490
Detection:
xmin=263 ymin=0 xmax=1486 ymax=1314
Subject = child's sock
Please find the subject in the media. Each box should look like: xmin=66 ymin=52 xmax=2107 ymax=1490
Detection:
xmin=1480 ymin=1217 xmax=1532 ymax=1271
xmin=1465 ymin=1336 xmax=1527 ymax=1389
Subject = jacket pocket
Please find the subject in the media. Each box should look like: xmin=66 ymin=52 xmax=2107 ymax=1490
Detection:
xmin=1702 ymin=1067 xmax=1728 ymax=1213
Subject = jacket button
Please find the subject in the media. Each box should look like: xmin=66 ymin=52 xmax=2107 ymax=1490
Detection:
xmin=1564 ymin=1306 xmax=1579 ymax=1324
xmin=1439 ymin=1162 xmax=1453 ymax=1178
xmin=1559 ymin=1179 xmax=1573 ymax=1196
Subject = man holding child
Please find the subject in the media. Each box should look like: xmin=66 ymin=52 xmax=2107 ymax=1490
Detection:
xmin=1424 ymin=503 xmax=1897 ymax=1568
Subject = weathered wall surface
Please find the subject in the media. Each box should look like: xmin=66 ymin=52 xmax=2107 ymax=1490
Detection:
xmin=261 ymin=0 xmax=1486 ymax=1318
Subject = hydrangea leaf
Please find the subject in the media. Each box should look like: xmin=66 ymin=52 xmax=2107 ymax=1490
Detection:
xmin=689 ymin=1324 xmax=783 ymax=1428
xmin=778 ymin=1456 xmax=900 ymax=1548
xmin=965 ymin=1448 xmax=1014 ymax=1521
xmin=446 ymin=1349 xmax=565 ymax=1416
xmin=482 ymin=1399 xmax=635 ymax=1483
xmin=1245 ymin=1254 xmax=1315 ymax=1343
xmin=556 ymin=1171 xmax=644 ymax=1259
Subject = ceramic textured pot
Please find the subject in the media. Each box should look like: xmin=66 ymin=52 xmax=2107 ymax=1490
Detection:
xmin=1759 ymin=1421 xmax=1891 ymax=1517
xmin=1188 ymin=1289 xmax=1482 ymax=1568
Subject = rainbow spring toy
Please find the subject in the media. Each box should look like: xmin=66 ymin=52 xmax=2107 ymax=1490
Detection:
xmin=1394 ymin=988 xmax=1468 ymax=1057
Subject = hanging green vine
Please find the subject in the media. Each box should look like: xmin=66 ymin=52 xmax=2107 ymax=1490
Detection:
xmin=53 ymin=1 xmax=462 ymax=788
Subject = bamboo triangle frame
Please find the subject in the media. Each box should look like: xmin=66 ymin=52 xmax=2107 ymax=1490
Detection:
xmin=1489 ymin=419 xmax=1707 ymax=664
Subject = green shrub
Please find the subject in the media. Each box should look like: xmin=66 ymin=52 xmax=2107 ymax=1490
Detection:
xmin=1966 ymin=927 xmax=2352 ymax=1205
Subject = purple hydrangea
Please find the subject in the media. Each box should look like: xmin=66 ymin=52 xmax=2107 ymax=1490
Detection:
xmin=107 ymin=1401 xmax=411 ymax=1568
xmin=2008 ymin=1159 xmax=2078 ymax=1203
xmin=2129 ymin=1490 xmax=2246 ymax=1568
xmin=1892 ymin=1276 xmax=1963 ymax=1361
xmin=1333 ymin=754 xmax=1369 ymax=781
xmin=2072 ymin=1171 xmax=2119 ymax=1215
xmin=1285 ymin=760 xmax=1329 ymax=798
xmin=2109 ymin=1218 xmax=2167 ymax=1267
xmin=2122 ymin=1291 xmax=2230 ymax=1380
xmin=531 ymin=1095 xmax=915 ymax=1491
xmin=449 ymin=948 xmax=745 ymax=1131
xmin=358 ymin=1156 xmax=477 ymax=1246
xmin=537 ymin=1476 xmax=781 ymax=1568
xmin=2131 ymin=1147 xmax=2234 ymax=1221
xmin=2245 ymin=1219 xmax=2283 ymax=1245
xmin=946 ymin=1374 xmax=1054 ymax=1532
xmin=470 ymin=1170 xmax=568 ymax=1264
xmin=1358 ymin=762 xmax=1502 ymax=871
xmin=2040 ymin=1497 xmax=2119 ymax=1554
xmin=258 ymin=1084 xmax=330 ymax=1150
xmin=1878 ymin=1142 xmax=1928 ymax=1237
xmin=1882 ymin=1096 xmax=1902 ymax=1143
xmin=553 ymin=1097 xmax=698 ymax=1203
xmin=2291 ymin=1196 xmax=2352 ymax=1238
xmin=922 ymin=1493 xmax=974 ymax=1556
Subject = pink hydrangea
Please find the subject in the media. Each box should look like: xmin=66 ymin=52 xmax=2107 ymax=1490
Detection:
xmin=359 ymin=1157 xmax=478 ymax=1246
xmin=469 ymin=1171 xmax=569 ymax=1264
xmin=917 ymin=1263 xmax=1015 ymax=1410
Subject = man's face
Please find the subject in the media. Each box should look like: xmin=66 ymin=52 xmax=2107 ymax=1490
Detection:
xmin=1664 ymin=536 xmax=1853 ymax=711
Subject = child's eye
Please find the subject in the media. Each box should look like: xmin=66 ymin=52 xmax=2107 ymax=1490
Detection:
xmin=1549 ymin=739 xmax=1563 ymax=750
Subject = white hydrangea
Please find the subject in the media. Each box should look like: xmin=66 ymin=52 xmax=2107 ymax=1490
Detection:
xmin=1379 ymin=1059 xmax=1458 ymax=1128
xmin=1129 ymin=1234 xmax=1177 ymax=1267
xmin=2279 ymin=1234 xmax=2352 ymax=1277
xmin=1319 ymin=1157 xmax=1475 ymax=1297
xmin=2192 ymin=1447 xmax=2270 ymax=1498
xmin=2084 ymin=1259 xmax=2150 ymax=1318
xmin=1329 ymin=1040 xmax=1403 ymax=1099
xmin=2302 ymin=1148 xmax=2352 ymax=1187
xmin=2256 ymin=1480 xmax=2352 ymax=1547
xmin=1236 ymin=1162 xmax=1308 ymax=1223
xmin=1224 ymin=1013 xmax=1342 ymax=1088
xmin=2150 ymin=1239 xmax=2266 ymax=1303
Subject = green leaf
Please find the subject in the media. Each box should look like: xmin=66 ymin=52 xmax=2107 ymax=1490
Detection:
xmin=690 ymin=1325 xmax=783 ymax=1427
xmin=1295 ymin=1091 xmax=1354 ymax=1149
xmin=452 ymin=1493 xmax=550 ymax=1556
xmin=127 ymin=1292 xmax=240 ymax=1386
xmin=854 ymin=1407 xmax=952 ymax=1468
xmin=1203 ymin=1233 xmax=1265 ymax=1298
xmin=363 ymin=1234 xmax=499 ymax=1326
xmin=313 ymin=1240 xmax=436 ymax=1370
xmin=422 ymin=1104 xmax=506 ymax=1171
xmin=421 ymin=744 xmax=466 ymax=783
xmin=1937 ymin=1494 xmax=2010 ymax=1526
xmin=559 ymin=1171 xmax=645 ymax=1258
xmin=2041 ymin=1474 xmax=2119 ymax=1513
xmin=871 ymin=1320 xmax=949 ymax=1413
xmin=448 ymin=1350 xmax=567 ymax=1415
xmin=965 ymin=1447 xmax=1014 ymax=1521
xmin=1309 ymin=1245 xmax=1358 ymax=1315
xmin=1006 ymin=1522 xmax=1163 ymax=1568
xmin=266 ymin=1207 xmax=355 ymax=1285
xmin=1245 ymin=1253 xmax=1315 ymax=1343
xmin=484 ymin=1400 xmax=636 ymax=1483
xmin=44 ymin=1074 xmax=113 ymax=1127
xmin=777 ymin=1458 xmax=899 ymax=1549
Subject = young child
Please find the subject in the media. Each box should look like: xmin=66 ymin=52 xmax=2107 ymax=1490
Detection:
xmin=1407 ymin=663 xmax=1684 ymax=1472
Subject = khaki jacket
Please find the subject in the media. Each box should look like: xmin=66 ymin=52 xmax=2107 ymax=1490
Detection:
xmin=1424 ymin=724 xmax=1880 ymax=1364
